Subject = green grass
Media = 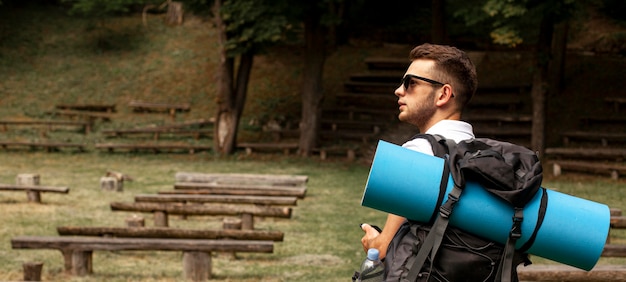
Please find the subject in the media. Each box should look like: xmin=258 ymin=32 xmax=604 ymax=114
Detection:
xmin=1 ymin=5 xmax=626 ymax=282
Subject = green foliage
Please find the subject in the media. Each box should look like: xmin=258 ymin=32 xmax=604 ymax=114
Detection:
xmin=452 ymin=0 xmax=580 ymax=47
xmin=61 ymin=0 xmax=157 ymax=17
xmin=221 ymin=0 xmax=289 ymax=56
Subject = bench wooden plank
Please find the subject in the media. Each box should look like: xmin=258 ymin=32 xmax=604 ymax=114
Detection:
xmin=552 ymin=160 xmax=626 ymax=179
xmin=56 ymin=104 xmax=116 ymax=113
xmin=602 ymin=244 xmax=626 ymax=257
xmin=610 ymin=216 xmax=626 ymax=228
xmin=0 ymin=184 xmax=69 ymax=193
xmin=605 ymin=97 xmax=626 ymax=112
xmin=0 ymin=120 xmax=90 ymax=134
xmin=110 ymin=202 xmax=292 ymax=218
xmin=57 ymin=226 xmax=284 ymax=241
xmin=546 ymin=147 xmax=626 ymax=160
xmin=237 ymin=142 xmax=299 ymax=155
xmin=174 ymin=172 xmax=308 ymax=186
xmin=517 ymin=264 xmax=626 ymax=281
xmin=174 ymin=182 xmax=307 ymax=198
xmin=561 ymin=130 xmax=626 ymax=146
xmin=363 ymin=57 xmax=408 ymax=70
xmin=135 ymin=194 xmax=298 ymax=206
xmin=0 ymin=141 xmax=86 ymax=152
xmin=47 ymin=109 xmax=114 ymax=122
xmin=95 ymin=143 xmax=212 ymax=154
xmin=11 ymin=235 xmax=274 ymax=252
xmin=129 ymin=101 xmax=191 ymax=112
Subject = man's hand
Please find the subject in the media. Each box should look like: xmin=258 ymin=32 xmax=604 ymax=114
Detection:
xmin=360 ymin=223 xmax=387 ymax=258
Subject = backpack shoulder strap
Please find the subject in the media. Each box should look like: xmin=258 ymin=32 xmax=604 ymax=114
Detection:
xmin=409 ymin=134 xmax=451 ymax=158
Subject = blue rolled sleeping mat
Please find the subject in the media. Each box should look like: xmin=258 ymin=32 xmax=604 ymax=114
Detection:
xmin=361 ymin=140 xmax=610 ymax=271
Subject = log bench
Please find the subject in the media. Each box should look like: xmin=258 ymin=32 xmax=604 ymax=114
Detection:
xmin=135 ymin=194 xmax=298 ymax=206
xmin=561 ymin=130 xmax=626 ymax=146
xmin=128 ymin=100 xmax=191 ymax=120
xmin=46 ymin=109 xmax=114 ymax=123
xmin=517 ymin=264 xmax=626 ymax=281
xmin=101 ymin=119 xmax=214 ymax=140
xmin=605 ymin=97 xmax=626 ymax=113
xmin=236 ymin=142 xmax=299 ymax=155
xmin=174 ymin=172 xmax=308 ymax=187
xmin=95 ymin=143 xmax=212 ymax=154
xmin=363 ymin=57 xmax=408 ymax=70
xmin=322 ymin=106 xmax=397 ymax=121
xmin=11 ymin=235 xmax=273 ymax=280
xmin=312 ymin=145 xmax=359 ymax=161
xmin=172 ymin=182 xmax=307 ymax=198
xmin=0 ymin=183 xmax=69 ymax=203
xmin=0 ymin=119 xmax=91 ymax=134
xmin=57 ymin=226 xmax=284 ymax=241
xmin=102 ymin=128 xmax=213 ymax=140
xmin=551 ymin=160 xmax=626 ymax=179
xmin=110 ymin=202 xmax=292 ymax=229
xmin=56 ymin=103 xmax=117 ymax=113
xmin=321 ymin=118 xmax=386 ymax=134
xmin=0 ymin=141 xmax=86 ymax=152
xmin=545 ymin=147 xmax=626 ymax=161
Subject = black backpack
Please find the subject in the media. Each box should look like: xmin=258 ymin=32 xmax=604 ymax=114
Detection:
xmin=385 ymin=134 xmax=545 ymax=282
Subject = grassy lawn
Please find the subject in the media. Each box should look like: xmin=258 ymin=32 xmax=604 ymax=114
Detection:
xmin=1 ymin=5 xmax=625 ymax=282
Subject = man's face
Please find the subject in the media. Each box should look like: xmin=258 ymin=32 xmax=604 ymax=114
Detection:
xmin=395 ymin=59 xmax=441 ymax=129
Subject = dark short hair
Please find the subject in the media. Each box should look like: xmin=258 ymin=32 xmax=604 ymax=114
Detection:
xmin=409 ymin=43 xmax=477 ymax=107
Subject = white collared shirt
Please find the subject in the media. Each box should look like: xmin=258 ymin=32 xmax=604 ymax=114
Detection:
xmin=401 ymin=120 xmax=474 ymax=156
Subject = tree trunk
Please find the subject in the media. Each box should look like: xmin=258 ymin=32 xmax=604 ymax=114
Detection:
xmin=299 ymin=12 xmax=328 ymax=156
xmin=530 ymin=15 xmax=555 ymax=158
xmin=212 ymin=1 xmax=254 ymax=155
xmin=431 ymin=0 xmax=447 ymax=44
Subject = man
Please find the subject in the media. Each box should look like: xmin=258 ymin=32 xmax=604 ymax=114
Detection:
xmin=360 ymin=43 xmax=478 ymax=280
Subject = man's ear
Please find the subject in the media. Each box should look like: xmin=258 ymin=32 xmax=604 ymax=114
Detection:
xmin=435 ymin=84 xmax=454 ymax=107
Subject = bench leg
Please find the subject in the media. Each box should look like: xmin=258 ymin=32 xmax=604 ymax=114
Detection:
xmin=241 ymin=213 xmax=254 ymax=230
xmin=154 ymin=211 xmax=169 ymax=227
xmin=72 ymin=250 xmax=93 ymax=276
xmin=23 ymin=261 xmax=43 ymax=282
xmin=183 ymin=251 xmax=211 ymax=281
xmin=26 ymin=191 xmax=42 ymax=203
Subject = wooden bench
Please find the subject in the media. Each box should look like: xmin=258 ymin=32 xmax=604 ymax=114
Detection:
xmin=545 ymin=147 xmax=626 ymax=161
xmin=0 ymin=183 xmax=69 ymax=203
xmin=517 ymin=209 xmax=626 ymax=281
xmin=57 ymin=226 xmax=284 ymax=241
xmin=322 ymin=106 xmax=397 ymax=121
xmin=363 ymin=57 xmax=408 ymax=70
xmin=561 ymin=130 xmax=626 ymax=146
xmin=172 ymin=182 xmax=307 ymax=198
xmin=335 ymin=92 xmax=397 ymax=105
xmin=129 ymin=100 xmax=191 ymax=120
xmin=464 ymin=114 xmax=532 ymax=126
xmin=343 ymin=81 xmax=397 ymax=94
xmin=56 ymin=103 xmax=116 ymax=113
xmin=236 ymin=142 xmax=299 ymax=155
xmin=605 ymin=97 xmax=626 ymax=113
xmin=580 ymin=116 xmax=626 ymax=127
xmin=47 ymin=109 xmax=114 ymax=123
xmin=101 ymin=118 xmax=214 ymax=140
xmin=95 ymin=143 xmax=212 ymax=154
xmin=135 ymin=194 xmax=298 ymax=206
xmin=517 ymin=264 xmax=626 ymax=281
xmin=552 ymin=160 xmax=626 ymax=179
xmin=0 ymin=141 xmax=86 ymax=152
xmin=319 ymin=130 xmax=381 ymax=144
xmin=11 ymin=235 xmax=273 ymax=279
xmin=174 ymin=172 xmax=308 ymax=187
xmin=313 ymin=145 xmax=359 ymax=161
xmin=321 ymin=118 xmax=387 ymax=133
xmin=110 ymin=202 xmax=292 ymax=228
xmin=0 ymin=119 xmax=91 ymax=134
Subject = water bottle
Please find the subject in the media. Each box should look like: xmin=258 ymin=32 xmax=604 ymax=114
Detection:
xmin=355 ymin=248 xmax=385 ymax=282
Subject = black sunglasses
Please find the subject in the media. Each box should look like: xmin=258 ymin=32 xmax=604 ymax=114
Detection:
xmin=401 ymin=74 xmax=445 ymax=91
